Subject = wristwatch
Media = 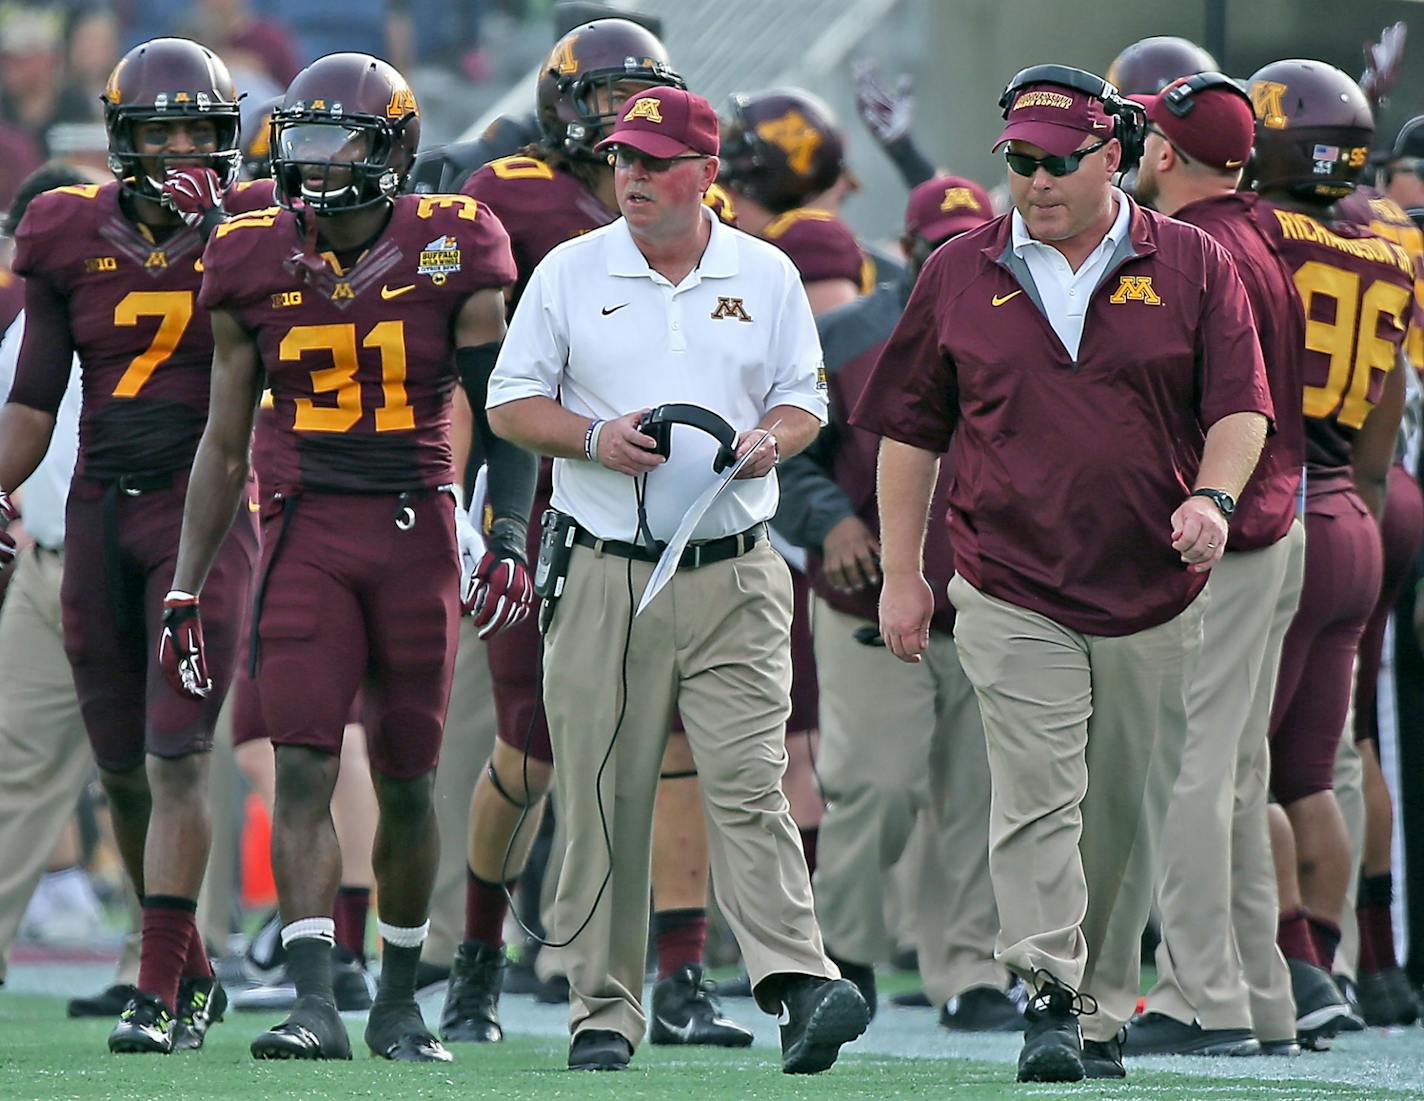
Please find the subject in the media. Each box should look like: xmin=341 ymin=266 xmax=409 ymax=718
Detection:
xmin=1190 ymin=487 xmax=1236 ymax=520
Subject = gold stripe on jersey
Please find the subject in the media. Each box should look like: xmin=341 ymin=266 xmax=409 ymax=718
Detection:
xmin=1272 ymin=208 xmax=1414 ymax=278
xmin=214 ymin=208 xmax=281 ymax=238
xmin=763 ymin=207 xmax=836 ymax=240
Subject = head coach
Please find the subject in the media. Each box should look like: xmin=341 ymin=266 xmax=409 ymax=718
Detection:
xmin=485 ymin=87 xmax=869 ymax=1074
xmin=851 ymin=65 xmax=1273 ymax=1083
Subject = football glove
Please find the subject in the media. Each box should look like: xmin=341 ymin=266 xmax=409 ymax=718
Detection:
xmin=158 ymin=590 xmax=213 ymax=700
xmin=852 ymin=60 xmax=915 ymax=147
xmin=470 ymin=518 xmax=532 ymax=639
xmin=0 ymin=489 xmax=17 ymax=573
xmin=160 ymin=167 xmax=226 ymax=235
xmin=455 ymin=497 xmax=486 ymax=616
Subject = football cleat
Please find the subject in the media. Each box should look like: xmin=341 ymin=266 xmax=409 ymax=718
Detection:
xmin=174 ymin=976 xmax=227 ymax=1051
xmin=1081 ymin=1034 xmax=1127 ymax=1079
xmin=649 ymin=965 xmax=753 ymax=1048
xmin=778 ymin=975 xmax=869 ymax=1075
xmin=568 ymin=1028 xmax=632 ymax=1071
xmin=250 ymin=995 xmax=353 ymax=1060
xmin=108 ymin=991 xmax=177 ymax=1054
xmin=1122 ymin=1011 xmax=1258 ymax=1056
xmin=1287 ymin=959 xmax=1350 ymax=1050
xmin=366 ymin=1001 xmax=452 ymax=1062
xmin=1016 ymin=975 xmax=1091 ymax=1083
xmin=440 ymin=939 xmax=506 ymax=1043
xmin=940 ymin=984 xmax=1028 ymax=1033
xmin=69 ymin=983 xmax=140 ymax=1019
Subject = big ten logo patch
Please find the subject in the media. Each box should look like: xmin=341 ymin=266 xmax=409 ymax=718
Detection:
xmin=271 ymin=290 xmax=304 ymax=308
xmin=1109 ymin=276 xmax=1162 ymax=305
xmin=710 ymin=296 xmax=753 ymax=322
xmin=85 ymin=256 xmax=119 ymax=273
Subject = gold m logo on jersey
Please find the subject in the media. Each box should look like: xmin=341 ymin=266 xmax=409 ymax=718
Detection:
xmin=386 ymin=87 xmax=418 ymax=118
xmin=940 ymin=187 xmax=982 ymax=213
xmin=1109 ymin=276 xmax=1163 ymax=305
xmin=1250 ymin=81 xmax=1289 ymax=130
xmin=625 ymin=97 xmax=664 ymax=123
xmin=710 ymin=297 xmax=753 ymax=322
xmin=755 ymin=110 xmax=822 ymax=176
xmin=144 ymin=251 xmax=168 ymax=270
xmin=331 ymin=282 xmax=355 ymax=301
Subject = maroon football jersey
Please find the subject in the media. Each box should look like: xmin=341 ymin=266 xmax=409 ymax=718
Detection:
xmin=223 ymin=178 xmax=278 ymax=216
xmin=1174 ymin=192 xmax=1305 ymax=550
xmin=1260 ymin=201 xmax=1415 ymax=497
xmin=198 ymin=193 xmax=517 ymax=494
xmin=761 ymin=206 xmax=867 ymax=289
xmin=1335 ymin=187 xmax=1424 ymax=370
xmin=11 ymin=181 xmax=215 ymax=479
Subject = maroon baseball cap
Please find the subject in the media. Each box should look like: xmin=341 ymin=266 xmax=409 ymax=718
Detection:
xmin=594 ymin=86 xmax=720 ymax=159
xmin=994 ymin=82 xmax=1115 ymax=156
xmin=904 ymin=175 xmax=993 ymax=242
xmin=1132 ymin=76 xmax=1254 ymax=171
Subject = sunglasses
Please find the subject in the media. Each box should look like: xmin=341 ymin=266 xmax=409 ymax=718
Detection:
xmin=1004 ymin=138 xmax=1109 ymax=178
xmin=609 ymin=147 xmax=707 ymax=172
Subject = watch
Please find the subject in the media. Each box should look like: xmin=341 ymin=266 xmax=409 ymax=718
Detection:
xmin=1190 ymin=487 xmax=1236 ymax=520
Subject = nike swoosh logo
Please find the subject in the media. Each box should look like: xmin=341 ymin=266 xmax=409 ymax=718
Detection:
xmin=247 ymin=499 xmax=260 ymax=513
xmin=1092 ymin=119 xmax=1109 ymax=129
xmin=656 ymin=1016 xmax=698 ymax=1042
xmin=601 ymin=303 xmax=629 ymax=315
xmin=991 ymin=290 xmax=1023 ymax=307
xmin=381 ymin=284 xmax=415 ymax=300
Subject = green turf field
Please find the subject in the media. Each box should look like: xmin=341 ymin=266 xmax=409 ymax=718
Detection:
xmin=4 ymin=989 xmax=1422 ymax=1101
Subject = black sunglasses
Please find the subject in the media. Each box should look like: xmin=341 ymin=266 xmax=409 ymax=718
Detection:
xmin=609 ymin=147 xmax=707 ymax=172
xmin=1004 ymin=138 xmax=1109 ymax=178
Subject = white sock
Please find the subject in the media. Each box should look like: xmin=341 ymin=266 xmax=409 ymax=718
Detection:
xmin=280 ymin=916 xmax=336 ymax=947
xmin=377 ymin=920 xmax=429 ymax=949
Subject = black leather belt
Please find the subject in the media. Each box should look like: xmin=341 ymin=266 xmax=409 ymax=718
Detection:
xmin=573 ymin=522 xmax=766 ymax=570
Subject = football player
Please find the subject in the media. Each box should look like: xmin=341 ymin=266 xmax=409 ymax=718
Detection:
xmin=1105 ymin=35 xmax=1220 ymax=95
xmin=165 ymin=52 xmax=534 ymax=1062
xmin=0 ymin=38 xmax=257 ymax=1054
xmin=444 ymin=17 xmax=752 ymax=1050
xmin=1250 ymin=58 xmax=1415 ymax=1040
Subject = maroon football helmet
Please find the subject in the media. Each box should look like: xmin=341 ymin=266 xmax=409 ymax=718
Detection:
xmin=1248 ymin=59 xmax=1373 ymax=203
xmin=102 ymin=37 xmax=241 ymax=196
xmin=719 ymin=89 xmax=846 ymax=213
xmin=535 ymin=19 xmax=684 ymax=161
xmin=271 ymin=53 xmax=421 ymax=212
xmin=1106 ymin=36 xmax=1220 ymax=95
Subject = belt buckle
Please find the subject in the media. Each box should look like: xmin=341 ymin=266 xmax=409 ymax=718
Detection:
xmin=691 ymin=543 xmax=703 ymax=570
xmin=119 ymin=475 xmax=143 ymax=498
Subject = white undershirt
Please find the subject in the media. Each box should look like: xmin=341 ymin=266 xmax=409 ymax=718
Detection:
xmin=1011 ymin=187 xmax=1130 ymax=360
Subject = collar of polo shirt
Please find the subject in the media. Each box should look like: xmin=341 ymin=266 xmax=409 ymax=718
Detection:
xmin=606 ymin=205 xmax=739 ymax=282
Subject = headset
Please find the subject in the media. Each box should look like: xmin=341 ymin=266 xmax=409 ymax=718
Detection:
xmin=999 ymin=63 xmax=1148 ymax=172
xmin=637 ymin=404 xmax=738 ymax=472
xmin=1159 ymin=70 xmax=1252 ymax=118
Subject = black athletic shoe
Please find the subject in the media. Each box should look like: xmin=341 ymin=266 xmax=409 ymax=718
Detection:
xmin=649 ymin=964 xmax=754 ymax=1047
xmin=778 ymin=975 xmax=870 ymax=1075
xmin=1357 ymin=970 xmax=1396 ymax=1026
xmin=108 ymin=992 xmax=176 ymax=1054
xmin=1287 ymin=959 xmax=1350 ymax=1050
xmin=250 ymin=995 xmax=353 ymax=1060
xmin=1016 ymin=976 xmax=1090 ymax=1083
xmin=174 ymin=977 xmax=227 ymax=1051
xmin=69 ymin=983 xmax=139 ymax=1019
xmin=568 ymin=1028 xmax=632 ymax=1070
xmin=366 ymin=1000 xmax=452 ymax=1062
xmin=1258 ymin=1038 xmax=1302 ymax=1056
xmin=713 ymin=972 xmax=753 ymax=999
xmin=1332 ymin=974 xmax=1367 ymax=1032
xmin=1384 ymin=967 xmax=1420 ymax=1026
xmin=440 ymin=940 xmax=506 ymax=1043
xmin=940 ymin=985 xmax=1027 ymax=1033
xmin=1082 ymin=1035 xmax=1127 ymax=1079
xmin=1123 ymin=1011 xmax=1259 ymax=1056
xmin=827 ymin=955 xmax=877 ymax=1020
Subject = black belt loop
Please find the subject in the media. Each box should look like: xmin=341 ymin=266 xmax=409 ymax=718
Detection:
xmin=248 ymin=493 xmax=300 ymax=678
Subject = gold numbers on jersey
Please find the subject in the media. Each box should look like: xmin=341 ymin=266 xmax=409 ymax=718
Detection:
xmin=1294 ymin=261 xmax=1412 ymax=429
xmin=283 ymin=320 xmax=414 ymax=433
xmin=416 ymin=194 xmax=481 ymax=220
xmin=214 ymin=209 xmax=280 ymax=238
xmin=488 ymin=155 xmax=554 ymax=181
xmin=111 ymin=290 xmax=195 ymax=398
xmin=1367 ymin=218 xmax=1424 ymax=370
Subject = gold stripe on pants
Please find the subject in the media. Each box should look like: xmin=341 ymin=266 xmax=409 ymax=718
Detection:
xmin=949 ymin=573 xmax=1205 ymax=1042
xmin=543 ymin=541 xmax=834 ymax=1044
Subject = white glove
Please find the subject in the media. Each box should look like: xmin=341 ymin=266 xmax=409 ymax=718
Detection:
xmin=455 ymin=495 xmax=486 ymax=615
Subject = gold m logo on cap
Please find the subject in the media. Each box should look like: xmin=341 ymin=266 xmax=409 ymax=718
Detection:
xmin=1109 ymin=276 xmax=1163 ymax=305
xmin=626 ymin=97 xmax=664 ymax=123
xmin=1250 ymin=81 xmax=1288 ymax=130
xmin=940 ymin=187 xmax=982 ymax=213
xmin=1013 ymin=91 xmax=1074 ymax=111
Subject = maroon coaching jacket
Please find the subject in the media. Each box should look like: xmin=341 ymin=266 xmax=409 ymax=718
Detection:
xmin=851 ymin=197 xmax=1273 ymax=637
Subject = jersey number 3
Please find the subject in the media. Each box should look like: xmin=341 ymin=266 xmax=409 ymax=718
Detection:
xmin=284 ymin=321 xmax=414 ymax=433
xmin=111 ymin=291 xmax=194 ymax=398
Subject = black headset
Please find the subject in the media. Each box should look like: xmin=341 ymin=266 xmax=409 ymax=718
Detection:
xmin=637 ymin=403 xmax=739 ymax=473
xmin=1160 ymin=71 xmax=1252 ymax=118
xmin=999 ymin=63 xmax=1147 ymax=171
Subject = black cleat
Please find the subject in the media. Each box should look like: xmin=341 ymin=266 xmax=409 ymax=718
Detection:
xmin=568 ymin=1028 xmax=632 ymax=1070
xmin=251 ymin=995 xmax=353 ymax=1060
xmin=940 ymin=984 xmax=1027 ymax=1033
xmin=108 ymin=992 xmax=176 ymax=1054
xmin=828 ymin=955 xmax=877 ymax=1020
xmin=779 ymin=975 xmax=870 ymax=1075
xmin=1288 ymin=959 xmax=1350 ymax=1050
xmin=366 ymin=1001 xmax=452 ymax=1062
xmin=174 ymin=977 xmax=227 ymax=1051
xmin=1016 ymin=976 xmax=1090 ymax=1083
xmin=1259 ymin=1037 xmax=1302 ymax=1056
xmin=1332 ymin=974 xmax=1367 ymax=1032
xmin=1082 ymin=1035 xmax=1127 ymax=1079
xmin=70 ymin=983 xmax=140 ymax=1019
xmin=649 ymin=965 xmax=753 ymax=1047
xmin=1385 ymin=967 xmax=1420 ymax=1026
xmin=1123 ymin=1011 xmax=1259 ymax=1056
xmin=440 ymin=940 xmax=506 ymax=1043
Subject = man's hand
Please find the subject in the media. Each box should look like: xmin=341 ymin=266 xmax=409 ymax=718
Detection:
xmin=158 ymin=590 xmax=213 ymax=699
xmin=470 ymin=518 xmax=533 ymax=639
xmin=1171 ymin=496 xmax=1228 ymax=573
xmin=822 ymin=515 xmax=881 ymax=593
xmin=160 ymin=166 xmax=225 ymax=230
xmin=0 ymin=489 xmax=18 ymax=573
xmin=852 ymin=59 xmax=915 ymax=147
xmin=879 ymin=569 xmax=933 ymax=663
xmin=732 ymin=428 xmax=779 ymax=480
xmin=455 ymin=500 xmax=486 ymax=614
xmin=596 ymin=410 xmax=665 ymax=476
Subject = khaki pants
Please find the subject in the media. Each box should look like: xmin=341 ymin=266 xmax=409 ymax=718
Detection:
xmin=1333 ymin=714 xmax=1366 ymax=979
xmin=424 ymin=618 xmax=499 ymax=966
xmin=1149 ymin=522 xmax=1304 ymax=1039
xmin=544 ymin=541 xmax=834 ymax=1044
xmin=949 ymin=573 xmax=1205 ymax=1041
xmin=812 ymin=598 xmax=1003 ymax=1000
xmin=0 ymin=547 xmax=94 ymax=980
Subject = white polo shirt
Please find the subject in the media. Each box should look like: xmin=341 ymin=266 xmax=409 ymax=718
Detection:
xmin=1011 ymin=186 xmax=1130 ymax=359
xmin=489 ymin=207 xmax=828 ymax=543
